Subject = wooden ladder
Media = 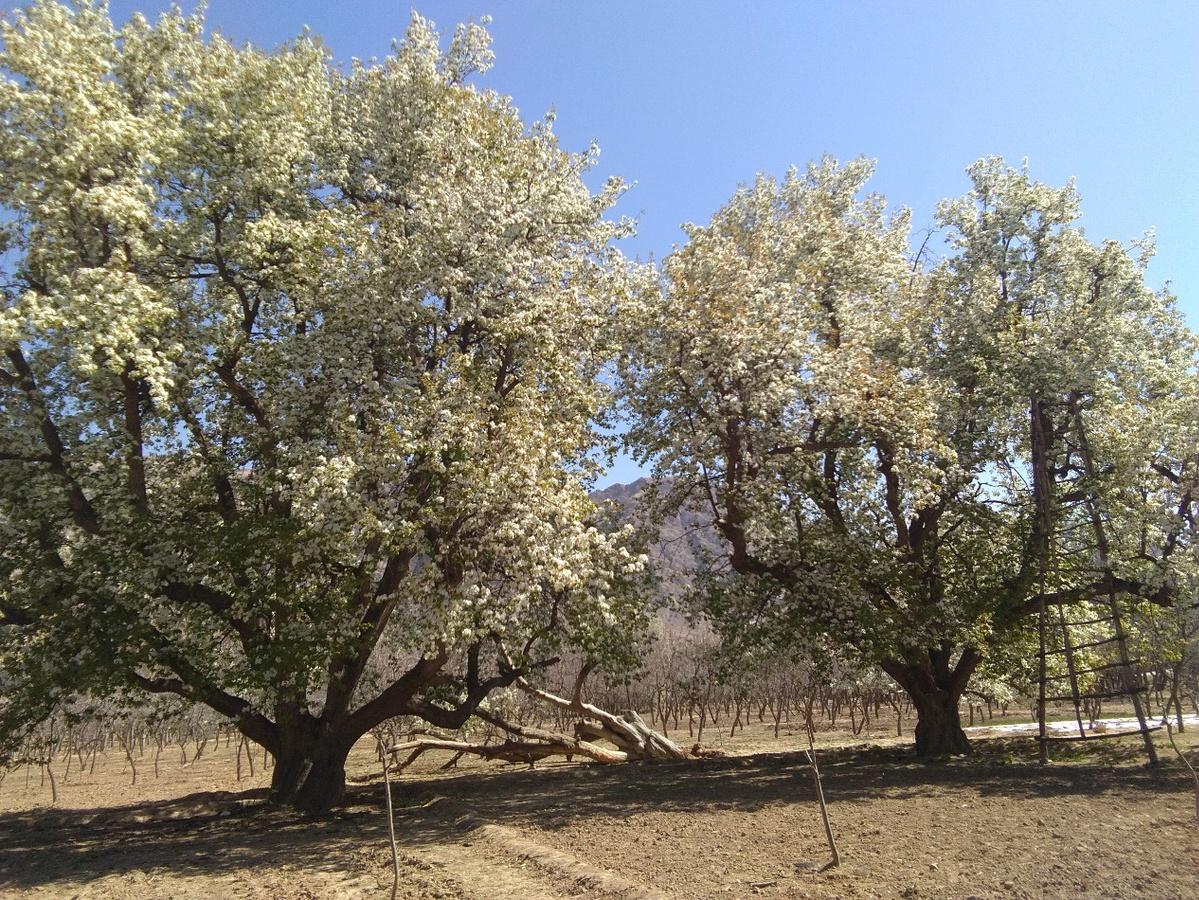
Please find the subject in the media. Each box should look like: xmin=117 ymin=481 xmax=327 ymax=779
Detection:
xmin=1034 ymin=403 xmax=1159 ymax=763
xmin=1037 ymin=608 xmax=1159 ymax=743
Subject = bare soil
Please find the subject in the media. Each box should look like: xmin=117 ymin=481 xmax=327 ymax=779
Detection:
xmin=2 ymin=719 xmax=1197 ymax=899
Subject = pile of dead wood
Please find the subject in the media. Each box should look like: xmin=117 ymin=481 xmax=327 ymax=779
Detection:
xmin=386 ymin=668 xmax=688 ymax=773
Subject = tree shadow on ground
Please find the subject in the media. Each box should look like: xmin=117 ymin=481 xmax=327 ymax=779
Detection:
xmin=0 ymin=733 xmax=1188 ymax=893
xmin=388 ymin=734 xmax=1185 ymax=832
xmin=0 ymin=790 xmax=378 ymax=891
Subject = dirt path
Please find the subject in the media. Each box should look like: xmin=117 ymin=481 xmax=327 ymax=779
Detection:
xmin=376 ymin=801 xmax=660 ymax=899
xmin=404 ymin=839 xmax=566 ymax=900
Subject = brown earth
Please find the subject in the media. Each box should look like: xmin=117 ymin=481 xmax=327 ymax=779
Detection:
xmin=2 ymin=718 xmax=1197 ymax=899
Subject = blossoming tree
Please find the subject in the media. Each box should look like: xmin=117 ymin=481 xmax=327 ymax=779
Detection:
xmin=0 ymin=2 xmax=645 ymax=812
xmin=621 ymin=157 xmax=1197 ymax=755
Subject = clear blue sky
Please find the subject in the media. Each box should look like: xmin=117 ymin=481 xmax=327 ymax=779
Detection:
xmin=106 ymin=0 xmax=1199 ymax=484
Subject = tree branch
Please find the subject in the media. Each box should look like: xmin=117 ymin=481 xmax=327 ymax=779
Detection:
xmin=6 ymin=348 xmax=100 ymax=533
xmin=162 ymin=582 xmax=261 ymax=651
xmin=128 ymin=669 xmax=277 ymax=752
xmin=120 ymin=366 xmax=149 ymax=514
xmin=339 ymin=651 xmax=451 ymax=739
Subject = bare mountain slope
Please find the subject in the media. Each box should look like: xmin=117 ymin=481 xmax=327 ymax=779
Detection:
xmin=592 ymin=478 xmax=723 ymax=602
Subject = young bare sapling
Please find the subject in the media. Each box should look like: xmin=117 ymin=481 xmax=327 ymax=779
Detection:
xmin=805 ymin=716 xmax=840 ymax=871
xmin=1164 ymin=722 xmax=1198 ymax=824
xmin=378 ymin=736 xmax=401 ymax=900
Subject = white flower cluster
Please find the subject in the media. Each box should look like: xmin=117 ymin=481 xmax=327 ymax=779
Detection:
xmin=0 ymin=3 xmax=647 ymax=726
xmin=621 ymin=155 xmax=1199 ymax=681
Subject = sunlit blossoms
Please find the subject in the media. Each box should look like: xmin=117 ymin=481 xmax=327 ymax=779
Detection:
xmin=1 ymin=2 xmax=1194 ymax=812
xmin=620 ymin=157 xmax=1199 ymax=754
xmin=0 ymin=2 xmax=645 ymax=812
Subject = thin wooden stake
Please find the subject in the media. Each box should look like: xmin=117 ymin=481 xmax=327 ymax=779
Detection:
xmin=379 ymin=738 xmax=401 ymax=900
xmin=1164 ymin=723 xmax=1198 ymax=824
xmin=805 ymin=719 xmax=840 ymax=871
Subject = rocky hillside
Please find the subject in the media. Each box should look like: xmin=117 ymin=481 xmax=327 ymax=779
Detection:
xmin=591 ymin=477 xmax=724 ymax=602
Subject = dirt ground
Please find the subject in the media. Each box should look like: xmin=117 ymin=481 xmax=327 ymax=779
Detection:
xmin=2 ymin=715 xmax=1197 ymax=899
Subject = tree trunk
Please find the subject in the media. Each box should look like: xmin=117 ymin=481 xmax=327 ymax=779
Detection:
xmin=882 ymin=649 xmax=976 ymax=758
xmin=910 ymin=687 xmax=972 ymax=756
xmin=292 ymin=747 xmax=349 ymax=814
xmin=267 ymin=715 xmax=353 ymax=816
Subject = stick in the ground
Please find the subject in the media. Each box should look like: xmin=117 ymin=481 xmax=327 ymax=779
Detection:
xmin=117 ymin=728 xmax=138 ymax=786
xmin=1164 ymin=722 xmax=1199 ymax=824
xmin=805 ymin=718 xmax=840 ymax=871
xmin=378 ymin=736 xmax=401 ymax=900
xmin=43 ymin=759 xmax=58 ymax=803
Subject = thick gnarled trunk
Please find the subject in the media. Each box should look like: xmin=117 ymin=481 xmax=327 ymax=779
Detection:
xmin=242 ymin=648 xmax=528 ymax=815
xmin=882 ymin=646 xmax=978 ymax=758
xmin=264 ymin=712 xmax=354 ymax=815
xmin=909 ymin=687 xmax=972 ymax=756
xmin=285 ymin=746 xmax=349 ymax=815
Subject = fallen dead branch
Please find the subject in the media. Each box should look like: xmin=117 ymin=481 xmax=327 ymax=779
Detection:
xmin=388 ymin=711 xmax=629 ymax=772
xmin=383 ymin=661 xmax=689 ymax=773
xmin=509 ymin=661 xmax=688 ymax=761
xmin=388 ymin=735 xmax=616 ymax=771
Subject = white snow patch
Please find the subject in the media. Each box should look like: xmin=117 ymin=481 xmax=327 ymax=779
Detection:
xmin=966 ymin=713 xmax=1198 ymax=738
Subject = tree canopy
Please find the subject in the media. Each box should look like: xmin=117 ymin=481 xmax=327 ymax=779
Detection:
xmin=0 ymin=1 xmax=645 ymax=812
xmin=1 ymin=1 xmax=1195 ymax=808
xmin=620 ymin=157 xmax=1199 ymax=753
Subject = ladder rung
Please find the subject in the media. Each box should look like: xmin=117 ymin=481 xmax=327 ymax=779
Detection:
xmin=1060 ymin=616 xmax=1115 ymax=628
xmin=1036 ymin=725 xmax=1162 ymax=742
xmin=1039 ymin=636 xmax=1122 ymax=656
xmin=1042 ymin=660 xmax=1143 ymax=681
